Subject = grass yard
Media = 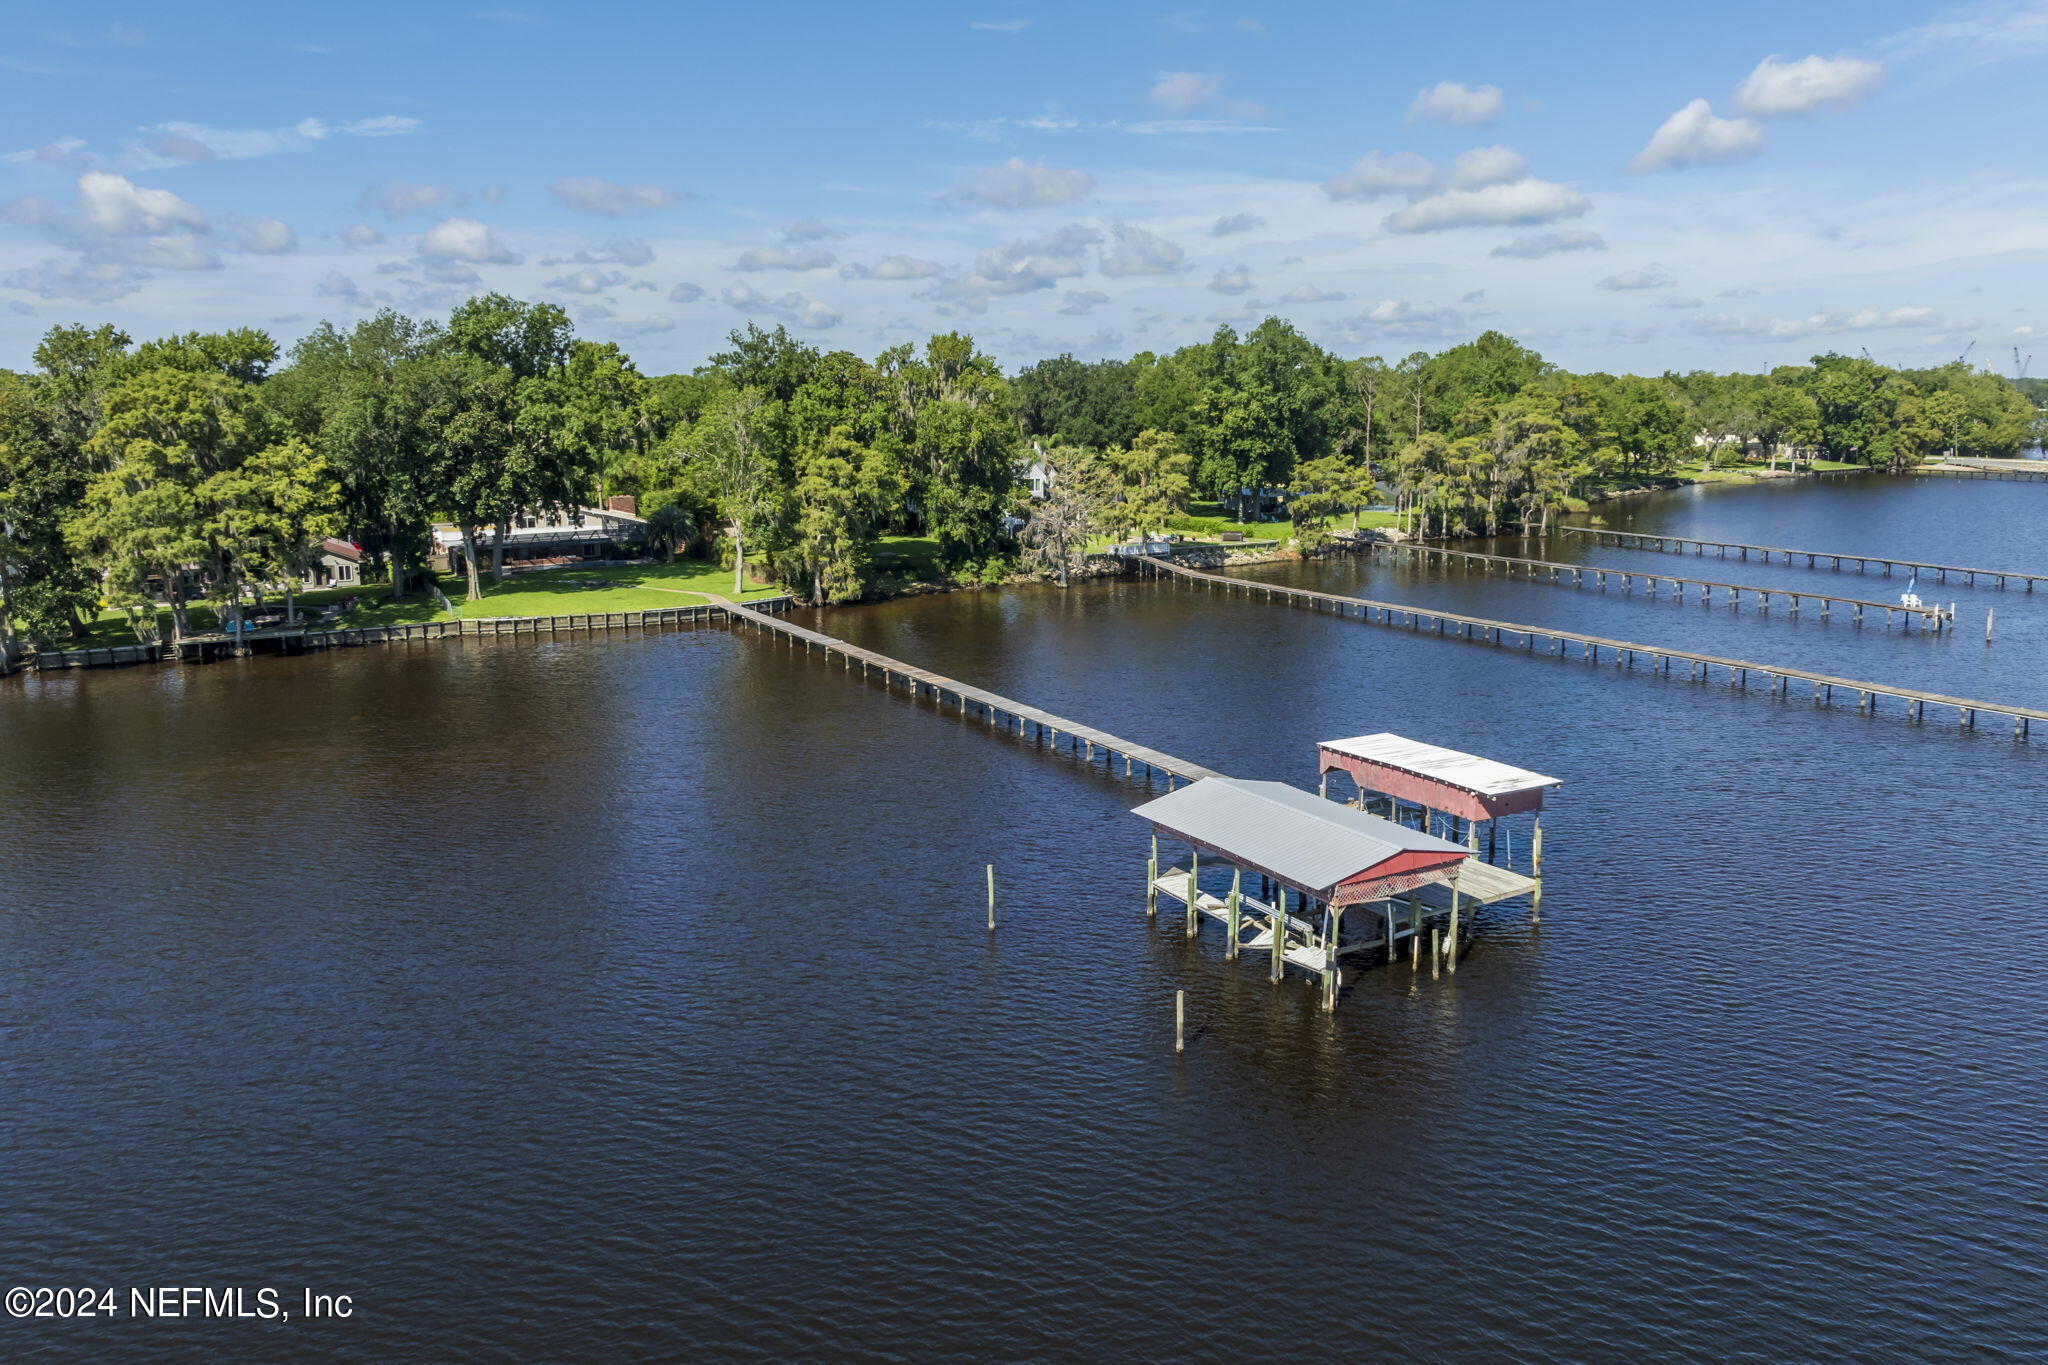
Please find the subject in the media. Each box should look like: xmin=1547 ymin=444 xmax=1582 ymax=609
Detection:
xmin=54 ymin=556 xmax=781 ymax=650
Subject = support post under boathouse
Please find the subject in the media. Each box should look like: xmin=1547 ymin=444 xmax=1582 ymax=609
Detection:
xmin=1131 ymin=778 xmax=1472 ymax=1009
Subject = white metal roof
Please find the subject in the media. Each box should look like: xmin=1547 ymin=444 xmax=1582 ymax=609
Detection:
xmin=1131 ymin=777 xmax=1466 ymax=894
xmin=1319 ymin=733 xmax=1561 ymax=797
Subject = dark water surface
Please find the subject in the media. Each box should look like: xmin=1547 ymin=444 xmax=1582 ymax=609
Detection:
xmin=4 ymin=475 xmax=2046 ymax=1361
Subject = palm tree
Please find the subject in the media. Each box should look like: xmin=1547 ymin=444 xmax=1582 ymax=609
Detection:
xmin=645 ymin=503 xmax=697 ymax=563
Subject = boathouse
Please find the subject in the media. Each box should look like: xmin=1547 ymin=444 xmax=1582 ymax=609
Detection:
xmin=1319 ymin=733 xmax=1558 ymax=839
xmin=1131 ymin=777 xmax=1474 ymax=1008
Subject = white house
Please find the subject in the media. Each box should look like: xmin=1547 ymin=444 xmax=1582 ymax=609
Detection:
xmin=432 ymin=497 xmax=651 ymax=574
xmin=302 ymin=538 xmax=364 ymax=589
xmin=1024 ymin=443 xmax=1057 ymax=499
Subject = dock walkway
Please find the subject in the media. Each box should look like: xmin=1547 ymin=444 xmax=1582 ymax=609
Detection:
xmin=1369 ymin=540 xmax=1952 ymax=628
xmin=1141 ymin=557 xmax=2048 ymax=739
xmin=721 ymin=601 xmax=1221 ymax=785
xmin=1558 ymin=526 xmax=2047 ymax=590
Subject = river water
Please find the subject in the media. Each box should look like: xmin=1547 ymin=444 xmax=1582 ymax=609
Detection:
xmin=3 ymin=474 xmax=2044 ymax=1361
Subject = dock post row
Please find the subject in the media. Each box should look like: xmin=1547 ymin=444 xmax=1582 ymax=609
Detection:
xmin=1139 ymin=557 xmax=2045 ymax=740
xmin=1556 ymin=526 xmax=2047 ymax=591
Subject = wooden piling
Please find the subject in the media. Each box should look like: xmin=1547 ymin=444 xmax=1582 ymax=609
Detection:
xmin=1185 ymin=848 xmax=1200 ymax=940
xmin=1226 ymin=868 xmax=1242 ymax=960
xmin=986 ymin=863 xmax=995 ymax=931
xmin=1175 ymin=989 xmax=1185 ymax=1055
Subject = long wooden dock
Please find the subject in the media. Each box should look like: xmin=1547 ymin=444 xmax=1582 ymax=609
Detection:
xmin=1368 ymin=540 xmax=1952 ymax=628
xmin=1141 ymin=557 xmax=2048 ymax=739
xmin=721 ymin=601 xmax=1222 ymax=785
xmin=1558 ymin=526 xmax=2048 ymax=590
xmin=1913 ymin=461 xmax=2048 ymax=483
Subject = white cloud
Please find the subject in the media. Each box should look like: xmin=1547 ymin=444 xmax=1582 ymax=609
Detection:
xmin=1383 ymin=178 xmax=1590 ymax=232
xmin=72 ymin=171 xmax=205 ymax=234
xmin=1281 ymin=283 xmax=1349 ymax=303
xmin=1208 ymin=264 xmax=1252 ymax=294
xmin=1447 ymin=145 xmax=1529 ymax=189
xmin=734 ymin=242 xmax=836 ymax=271
xmin=540 ymin=237 xmax=655 ymax=268
xmin=548 ymin=177 xmax=676 ymax=215
xmin=231 ymin=217 xmax=297 ymax=254
xmin=1058 ymin=289 xmax=1109 ymax=314
xmin=1630 ymin=99 xmax=1764 ymax=172
xmin=1 ymin=258 xmax=150 ymax=303
xmin=1407 ymin=81 xmax=1505 ymax=127
xmin=362 ymin=179 xmax=467 ymax=218
xmin=2 ymin=135 xmax=90 ymax=168
xmin=419 ymin=217 xmax=521 ymax=263
xmin=316 ymin=271 xmax=362 ymax=301
xmin=669 ymin=282 xmax=705 ymax=303
xmin=1735 ymin=54 xmax=1884 ymax=116
xmin=722 ymin=282 xmax=840 ymax=329
xmin=1490 ymin=228 xmax=1607 ymax=258
xmin=966 ymin=224 xmax=1102 ymax=296
xmin=1324 ymin=150 xmax=1437 ymax=202
xmin=1150 ymin=71 xmax=1226 ymax=114
xmin=1212 ymin=212 xmax=1264 ymax=235
xmin=1598 ymin=265 xmax=1673 ymax=291
xmin=1099 ymin=222 xmax=1186 ymax=277
xmin=842 ymin=254 xmax=946 ymax=280
xmin=342 ymin=222 xmax=383 ymax=247
xmin=1691 ymin=305 xmax=1942 ymax=339
xmin=545 ymin=267 xmax=626 ymax=294
xmin=954 ymin=156 xmax=1094 ymax=207
xmin=337 ymin=114 xmax=420 ymax=137
xmin=1351 ymin=298 xmax=1467 ymax=335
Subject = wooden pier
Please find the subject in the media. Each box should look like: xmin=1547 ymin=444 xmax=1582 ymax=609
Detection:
xmin=1912 ymin=461 xmax=2048 ymax=483
xmin=721 ymin=601 xmax=1220 ymax=786
xmin=1557 ymin=526 xmax=2048 ymax=590
xmin=1141 ymin=557 xmax=2048 ymax=739
xmin=1370 ymin=540 xmax=1952 ymax=628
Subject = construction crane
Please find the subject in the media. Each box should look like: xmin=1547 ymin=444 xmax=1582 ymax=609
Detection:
xmin=2017 ymin=347 xmax=2035 ymax=381
xmin=1957 ymin=340 xmax=1976 ymax=367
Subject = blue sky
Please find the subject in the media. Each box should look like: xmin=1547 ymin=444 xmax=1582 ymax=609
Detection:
xmin=2 ymin=0 xmax=2044 ymax=375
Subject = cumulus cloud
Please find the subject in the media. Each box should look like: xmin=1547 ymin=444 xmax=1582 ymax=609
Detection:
xmin=545 ymin=267 xmax=626 ymax=294
xmin=722 ymin=282 xmax=840 ymax=329
xmin=1281 ymin=283 xmax=1349 ymax=303
xmin=1407 ymin=81 xmax=1505 ymax=127
xmin=611 ymin=317 xmax=679 ymax=338
xmin=2 ymin=135 xmax=91 ymax=168
xmin=231 ymin=217 xmax=296 ymax=254
xmin=1324 ymin=150 xmax=1437 ymax=202
xmin=842 ymin=254 xmax=946 ymax=280
xmin=964 ymin=224 xmax=1102 ymax=296
xmin=1691 ymin=305 xmax=1940 ymax=338
xmin=669 ymin=282 xmax=704 ymax=302
xmin=1058 ymin=289 xmax=1109 ymax=315
xmin=316 ymin=271 xmax=362 ymax=301
xmin=1734 ymin=54 xmax=1884 ymax=116
xmin=1 ymin=171 xmax=220 ymax=288
xmin=953 ymin=156 xmax=1094 ymax=207
xmin=1352 ymin=298 xmax=1467 ymax=334
xmin=540 ymin=237 xmax=654 ymax=268
xmin=1212 ymin=212 xmax=1263 ymax=236
xmin=1598 ymin=265 xmax=1673 ymax=291
xmin=1150 ymin=71 xmax=1225 ymax=114
xmin=1447 ymin=145 xmax=1529 ymax=189
xmin=419 ymin=217 xmax=521 ymax=263
xmin=362 ymin=179 xmax=466 ymax=218
xmin=1490 ymin=228 xmax=1607 ymax=259
xmin=1 ymin=258 xmax=151 ymax=303
xmin=1384 ymin=179 xmax=1590 ymax=233
xmin=1630 ymin=99 xmax=1764 ymax=172
xmin=1208 ymin=264 xmax=1252 ymax=295
xmin=549 ymin=176 xmax=676 ymax=216
xmin=734 ymin=242 xmax=837 ymax=271
xmin=1099 ymin=222 xmax=1186 ymax=277
xmin=342 ymin=222 xmax=383 ymax=247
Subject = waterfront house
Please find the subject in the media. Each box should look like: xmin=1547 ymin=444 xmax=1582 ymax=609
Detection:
xmin=432 ymin=497 xmax=651 ymax=574
xmin=303 ymin=538 xmax=364 ymax=589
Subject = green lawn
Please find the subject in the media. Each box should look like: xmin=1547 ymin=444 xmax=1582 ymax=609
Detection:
xmin=334 ymin=558 xmax=783 ymax=627
xmin=54 ymin=557 xmax=781 ymax=651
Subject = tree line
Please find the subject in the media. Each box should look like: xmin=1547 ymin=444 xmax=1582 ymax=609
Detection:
xmin=3 ymin=299 xmax=2040 ymax=650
